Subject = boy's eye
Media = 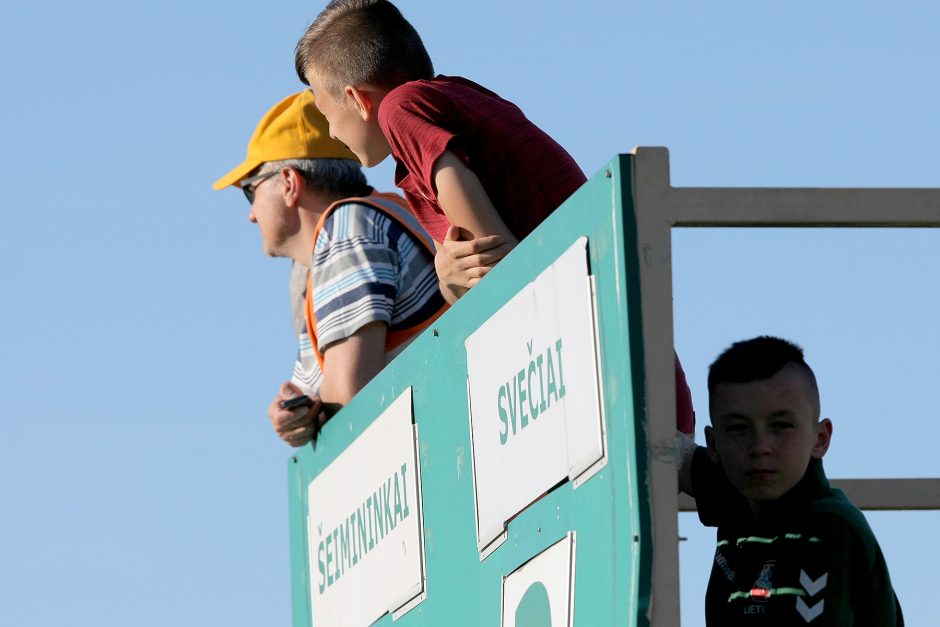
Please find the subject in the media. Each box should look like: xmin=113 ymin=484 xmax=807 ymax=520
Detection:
xmin=771 ymin=421 xmax=796 ymax=430
xmin=724 ymin=423 xmax=749 ymax=434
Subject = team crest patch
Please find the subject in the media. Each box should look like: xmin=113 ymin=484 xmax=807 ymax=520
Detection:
xmin=750 ymin=560 xmax=775 ymax=601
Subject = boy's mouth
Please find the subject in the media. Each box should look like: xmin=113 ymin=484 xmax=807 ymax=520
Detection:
xmin=746 ymin=469 xmax=775 ymax=481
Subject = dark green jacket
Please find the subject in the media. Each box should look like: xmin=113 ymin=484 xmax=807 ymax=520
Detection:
xmin=693 ymin=451 xmax=903 ymax=626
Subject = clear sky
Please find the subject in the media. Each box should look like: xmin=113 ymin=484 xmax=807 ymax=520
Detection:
xmin=2 ymin=1 xmax=937 ymax=625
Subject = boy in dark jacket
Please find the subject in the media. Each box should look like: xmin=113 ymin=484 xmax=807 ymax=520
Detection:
xmin=681 ymin=336 xmax=903 ymax=625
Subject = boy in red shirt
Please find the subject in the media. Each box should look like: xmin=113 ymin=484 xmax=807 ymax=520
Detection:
xmin=294 ymin=0 xmax=586 ymax=303
xmin=294 ymin=0 xmax=695 ymax=435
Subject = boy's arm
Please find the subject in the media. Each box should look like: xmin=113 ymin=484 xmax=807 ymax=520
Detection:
xmin=434 ymin=227 xmax=514 ymax=304
xmin=813 ymin=512 xmax=903 ymax=626
xmin=688 ymin=444 xmax=749 ymax=526
xmin=432 ymin=150 xmax=518 ymax=301
xmin=676 ymin=430 xmax=697 ymax=496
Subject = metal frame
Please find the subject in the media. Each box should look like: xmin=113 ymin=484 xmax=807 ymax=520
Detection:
xmin=629 ymin=147 xmax=940 ymax=627
xmin=678 ymin=479 xmax=940 ymax=512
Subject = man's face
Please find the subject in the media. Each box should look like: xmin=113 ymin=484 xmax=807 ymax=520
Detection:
xmin=246 ymin=169 xmax=299 ymax=257
xmin=706 ymin=364 xmax=831 ymax=509
xmin=306 ymin=73 xmax=390 ymax=167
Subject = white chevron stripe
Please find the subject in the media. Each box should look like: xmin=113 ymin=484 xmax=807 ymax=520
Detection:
xmin=796 ymin=597 xmax=825 ymax=622
xmin=799 ymin=570 xmax=828 ymax=596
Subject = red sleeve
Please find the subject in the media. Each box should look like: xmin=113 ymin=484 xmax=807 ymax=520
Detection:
xmin=379 ymin=82 xmax=462 ymax=200
xmin=675 ymin=351 xmax=696 ymax=434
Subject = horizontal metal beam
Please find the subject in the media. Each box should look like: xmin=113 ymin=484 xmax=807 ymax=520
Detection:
xmin=678 ymin=478 xmax=940 ymax=512
xmin=670 ymin=187 xmax=940 ymax=227
xmin=632 ymin=146 xmax=940 ymax=228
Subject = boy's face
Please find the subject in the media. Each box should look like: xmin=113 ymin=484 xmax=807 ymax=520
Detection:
xmin=705 ymin=363 xmax=832 ymax=510
xmin=306 ymin=73 xmax=391 ymax=168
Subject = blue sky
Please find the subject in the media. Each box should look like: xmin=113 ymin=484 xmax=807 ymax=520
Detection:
xmin=2 ymin=1 xmax=937 ymax=625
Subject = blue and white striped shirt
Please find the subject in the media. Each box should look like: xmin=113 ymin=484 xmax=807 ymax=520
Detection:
xmin=289 ymin=201 xmax=442 ymax=396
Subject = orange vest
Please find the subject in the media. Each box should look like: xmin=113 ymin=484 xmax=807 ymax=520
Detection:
xmin=304 ymin=192 xmax=447 ymax=369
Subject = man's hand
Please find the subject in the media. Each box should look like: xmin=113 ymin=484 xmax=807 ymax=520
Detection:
xmin=268 ymin=382 xmax=325 ymax=447
xmin=435 ymin=226 xmax=514 ymax=303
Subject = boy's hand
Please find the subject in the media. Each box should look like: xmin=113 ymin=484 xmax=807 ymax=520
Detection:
xmin=268 ymin=382 xmax=325 ymax=447
xmin=435 ymin=226 xmax=514 ymax=302
xmin=676 ymin=430 xmax=697 ymax=496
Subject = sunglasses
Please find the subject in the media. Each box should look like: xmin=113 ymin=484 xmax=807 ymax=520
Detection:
xmin=240 ymin=169 xmax=281 ymax=204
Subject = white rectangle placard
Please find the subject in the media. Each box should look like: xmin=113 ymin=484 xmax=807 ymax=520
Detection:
xmin=501 ymin=533 xmax=576 ymax=627
xmin=466 ymin=238 xmax=605 ymax=554
xmin=306 ymin=388 xmax=425 ymax=626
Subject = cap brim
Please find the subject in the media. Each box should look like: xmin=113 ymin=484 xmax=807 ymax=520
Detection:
xmin=212 ymin=158 xmax=262 ymax=191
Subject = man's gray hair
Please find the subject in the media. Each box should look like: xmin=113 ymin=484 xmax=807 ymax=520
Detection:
xmin=263 ymin=158 xmax=370 ymax=198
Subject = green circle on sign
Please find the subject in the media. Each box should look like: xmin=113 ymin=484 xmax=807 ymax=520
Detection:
xmin=515 ymin=581 xmax=552 ymax=626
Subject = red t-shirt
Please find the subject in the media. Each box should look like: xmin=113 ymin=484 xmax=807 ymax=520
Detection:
xmin=378 ymin=75 xmax=587 ymax=242
xmin=379 ymin=76 xmax=695 ymax=434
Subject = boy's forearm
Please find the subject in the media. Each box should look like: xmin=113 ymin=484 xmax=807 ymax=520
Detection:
xmin=676 ymin=431 xmax=697 ymax=496
xmin=432 ymin=151 xmax=518 ymax=243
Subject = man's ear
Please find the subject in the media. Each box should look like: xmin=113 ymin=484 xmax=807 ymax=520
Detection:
xmin=704 ymin=425 xmax=720 ymax=463
xmin=345 ymin=85 xmax=374 ymax=121
xmin=811 ymin=418 xmax=833 ymax=460
xmin=280 ymin=167 xmax=304 ymax=207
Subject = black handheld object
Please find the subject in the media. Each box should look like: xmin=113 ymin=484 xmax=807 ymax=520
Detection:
xmin=280 ymin=395 xmax=313 ymax=410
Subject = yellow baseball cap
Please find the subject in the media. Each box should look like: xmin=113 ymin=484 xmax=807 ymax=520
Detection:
xmin=212 ymin=91 xmax=358 ymax=190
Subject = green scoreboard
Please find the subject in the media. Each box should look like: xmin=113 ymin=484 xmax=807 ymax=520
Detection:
xmin=288 ymin=155 xmax=654 ymax=626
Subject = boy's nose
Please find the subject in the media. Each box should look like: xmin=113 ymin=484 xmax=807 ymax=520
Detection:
xmin=748 ymin=430 xmax=772 ymax=456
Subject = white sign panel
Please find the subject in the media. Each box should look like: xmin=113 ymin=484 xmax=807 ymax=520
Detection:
xmin=501 ymin=533 xmax=576 ymax=627
xmin=466 ymin=238 xmax=606 ymax=554
xmin=306 ymin=388 xmax=425 ymax=626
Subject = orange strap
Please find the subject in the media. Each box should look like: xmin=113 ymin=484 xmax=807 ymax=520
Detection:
xmin=304 ymin=192 xmax=447 ymax=369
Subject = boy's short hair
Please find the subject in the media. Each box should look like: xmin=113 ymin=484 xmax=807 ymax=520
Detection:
xmin=707 ymin=336 xmax=820 ymax=416
xmin=295 ymin=0 xmax=434 ymax=96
